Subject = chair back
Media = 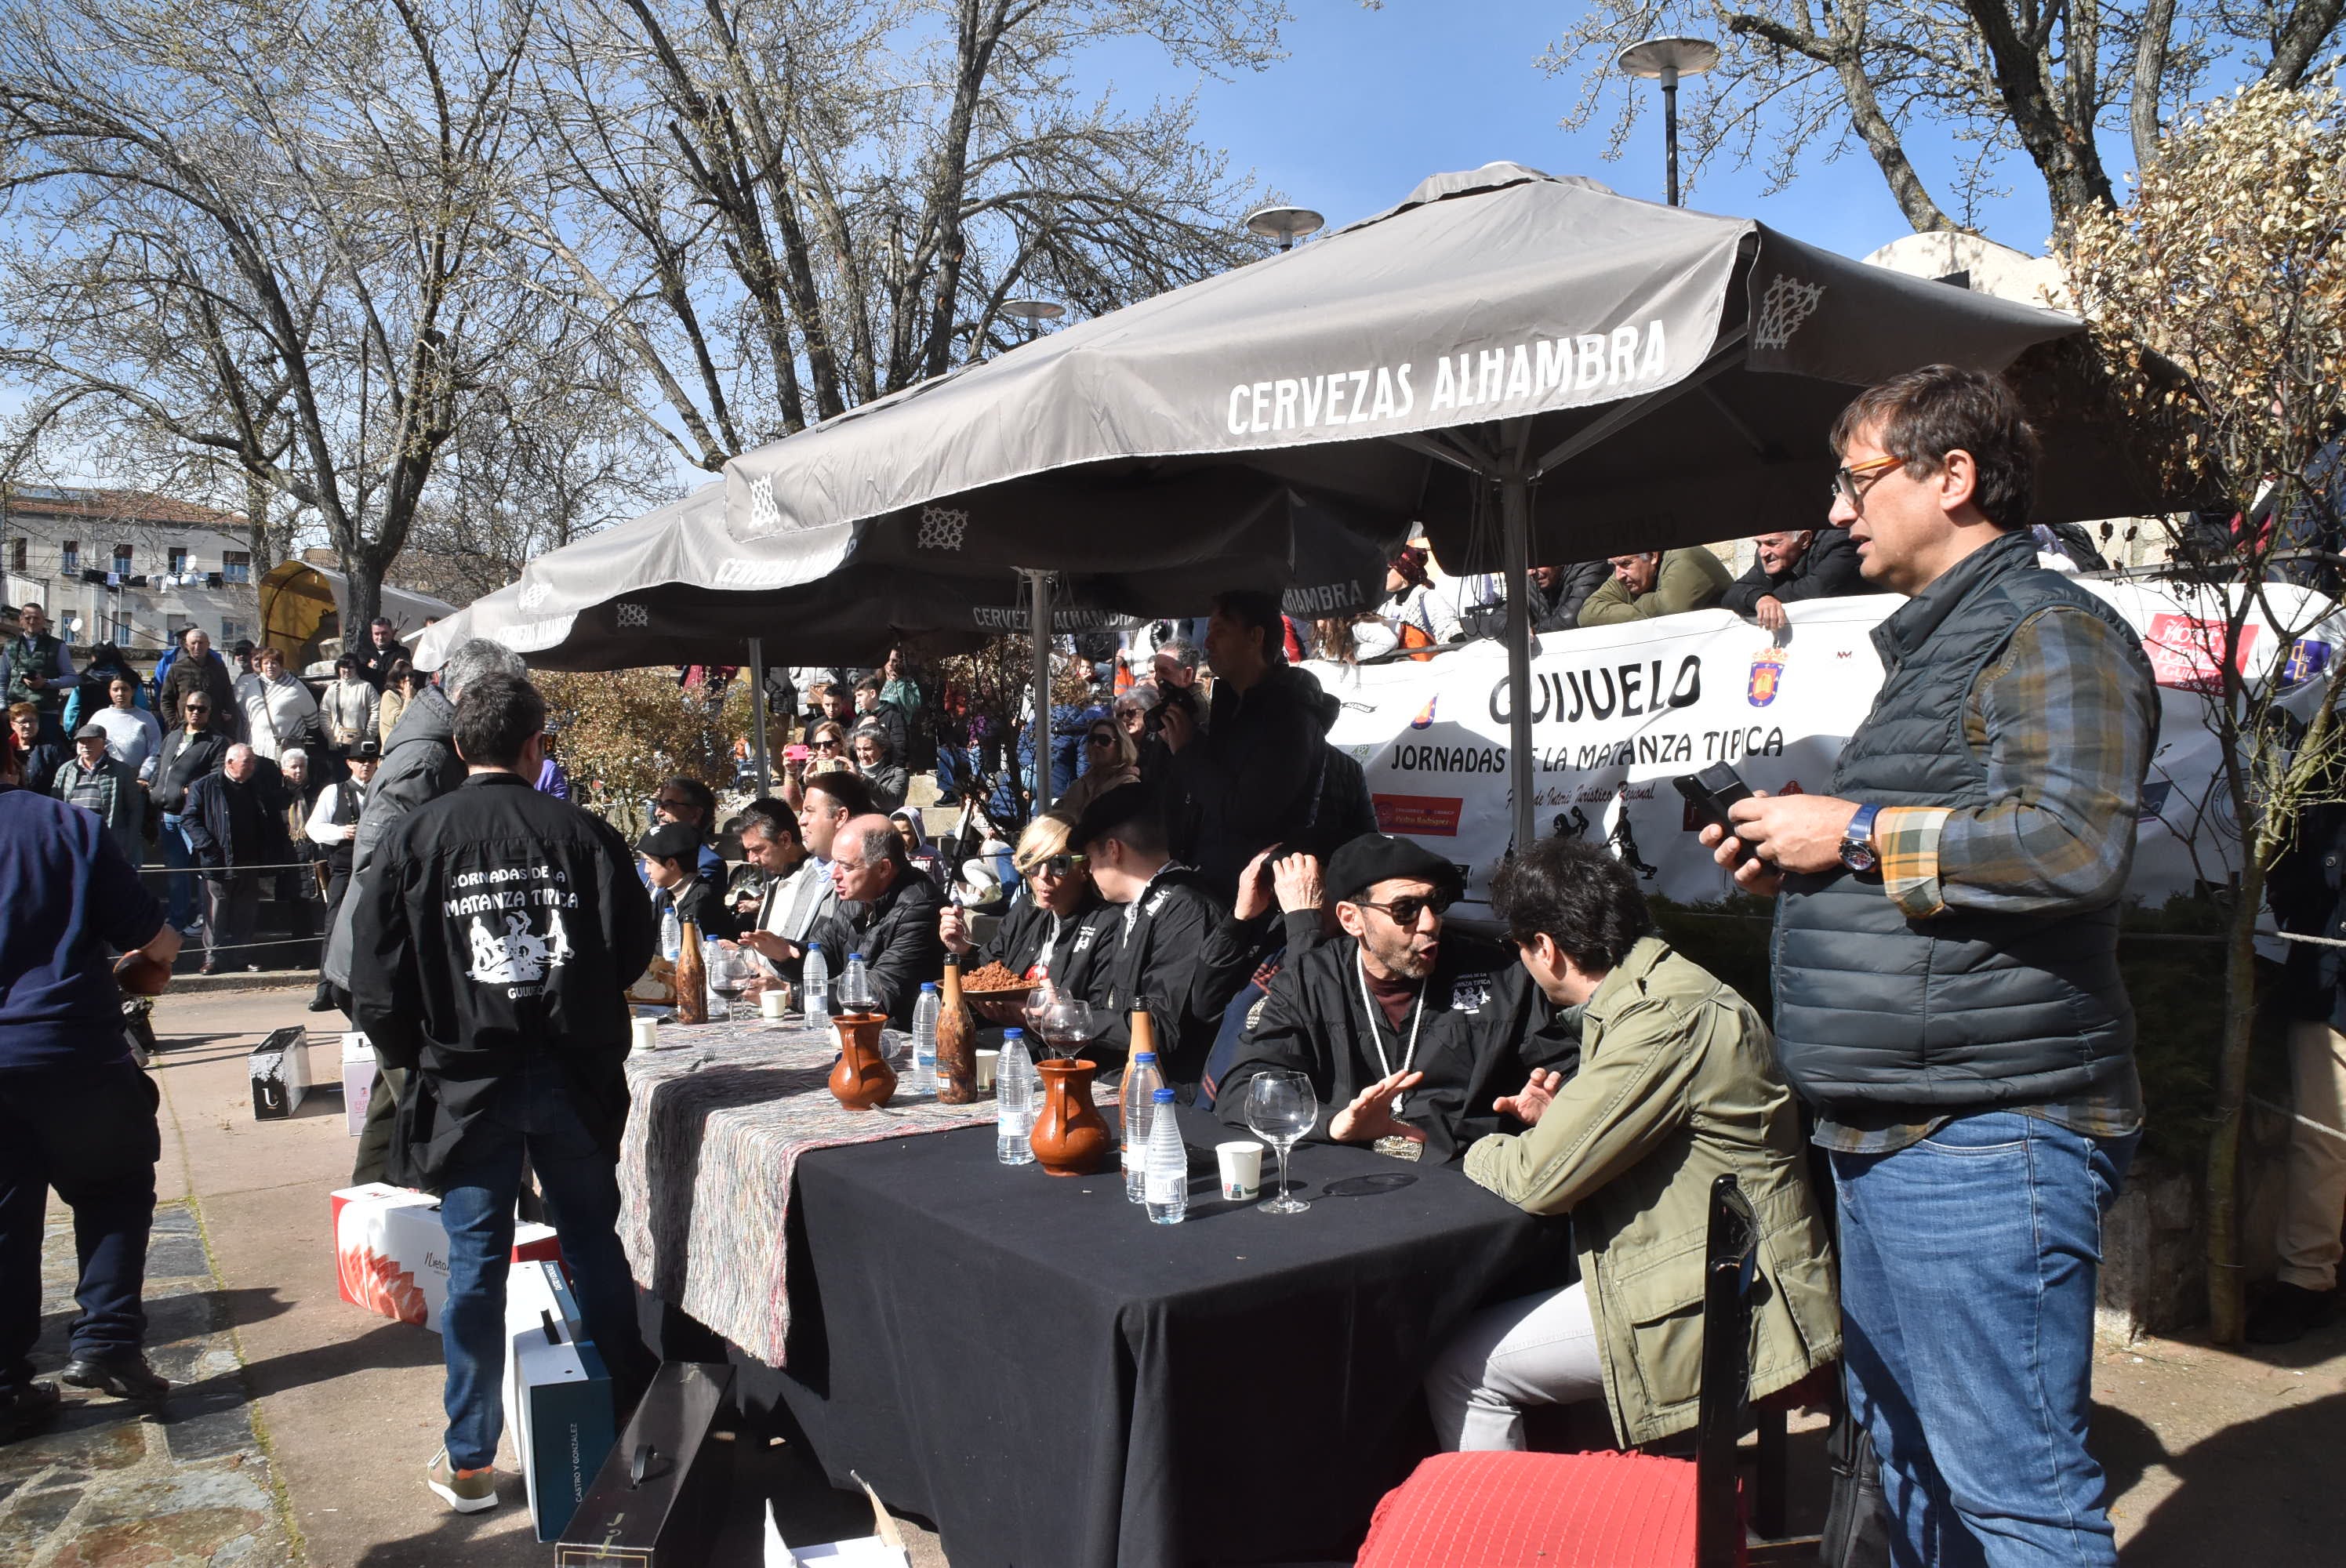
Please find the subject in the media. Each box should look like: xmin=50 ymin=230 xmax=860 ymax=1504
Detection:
xmin=1693 ymin=1173 xmax=1760 ymax=1568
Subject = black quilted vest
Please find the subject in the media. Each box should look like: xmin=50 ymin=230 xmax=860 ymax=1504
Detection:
xmin=1770 ymin=529 xmax=2154 ymax=1112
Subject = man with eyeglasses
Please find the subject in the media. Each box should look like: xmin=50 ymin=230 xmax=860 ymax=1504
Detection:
xmin=1704 ymin=365 xmax=2156 ymax=1567
xmin=1215 ymin=833 xmax=1578 ymax=1163
xmin=153 ymin=693 xmax=233 ymax=934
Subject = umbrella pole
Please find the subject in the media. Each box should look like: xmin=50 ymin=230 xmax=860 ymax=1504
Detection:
xmin=1026 ymin=569 xmax=1054 ymax=817
xmin=1500 ymin=469 xmax=1538 ymax=858
xmin=748 ymin=636 xmax=772 ymax=795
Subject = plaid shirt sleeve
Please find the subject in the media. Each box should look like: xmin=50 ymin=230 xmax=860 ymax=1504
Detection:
xmin=1870 ymin=606 xmax=2155 ymax=921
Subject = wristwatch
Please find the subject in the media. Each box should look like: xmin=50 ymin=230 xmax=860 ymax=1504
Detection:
xmin=1839 ymin=803 xmax=1883 ymax=874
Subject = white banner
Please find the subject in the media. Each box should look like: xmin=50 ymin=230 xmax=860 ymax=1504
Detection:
xmin=1304 ymin=579 xmax=2344 ymax=916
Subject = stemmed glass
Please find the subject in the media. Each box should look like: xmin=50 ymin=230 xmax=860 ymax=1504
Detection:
xmin=1244 ymin=1069 xmax=1318 ymax=1214
xmin=706 ymin=943 xmax=746 ymax=1022
xmin=1037 ymin=996 xmax=1096 ymax=1061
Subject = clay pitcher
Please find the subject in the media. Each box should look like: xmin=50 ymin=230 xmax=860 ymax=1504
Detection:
xmin=829 ymin=1014 xmax=898 ymax=1109
xmin=1029 ymin=1057 xmax=1112 ymax=1176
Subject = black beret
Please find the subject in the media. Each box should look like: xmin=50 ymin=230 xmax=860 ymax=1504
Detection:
xmin=1325 ymin=832 xmax=1462 ymax=906
xmin=635 ymin=822 xmax=700 ymax=862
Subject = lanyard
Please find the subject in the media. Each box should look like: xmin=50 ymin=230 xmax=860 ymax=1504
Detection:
xmin=1354 ymin=950 xmax=1427 ymax=1115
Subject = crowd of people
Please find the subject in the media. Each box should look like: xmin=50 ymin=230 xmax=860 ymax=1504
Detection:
xmin=5 ymin=365 xmax=2340 ymax=1568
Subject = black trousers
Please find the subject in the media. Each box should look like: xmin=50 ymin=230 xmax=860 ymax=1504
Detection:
xmin=0 ymin=1059 xmax=161 ymax=1397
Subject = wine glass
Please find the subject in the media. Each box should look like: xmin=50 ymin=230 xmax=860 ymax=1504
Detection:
xmin=1244 ymin=1070 xmax=1319 ymax=1215
xmin=707 ymin=943 xmax=746 ymax=1022
xmin=1038 ymin=996 xmax=1096 ymax=1061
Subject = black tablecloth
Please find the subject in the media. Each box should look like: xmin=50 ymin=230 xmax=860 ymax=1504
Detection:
xmin=648 ymin=1105 xmax=1568 ymax=1568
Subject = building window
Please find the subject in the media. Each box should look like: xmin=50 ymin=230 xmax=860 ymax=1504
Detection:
xmin=7 ymin=538 xmax=22 ymax=572
xmin=168 ymin=546 xmax=190 ymax=575
xmin=220 ymin=619 xmax=249 ymax=645
xmin=60 ymin=541 xmax=79 ymax=575
xmin=111 ymin=617 xmax=133 ymax=647
xmin=112 ymin=543 xmax=133 ymax=575
xmin=222 ymin=550 xmax=252 ymax=585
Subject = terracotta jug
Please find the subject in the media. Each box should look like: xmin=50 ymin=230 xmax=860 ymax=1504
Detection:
xmin=829 ymin=1014 xmax=898 ymax=1109
xmin=935 ymin=958 xmax=978 ymax=1104
xmin=1029 ymin=1057 xmax=1112 ymax=1176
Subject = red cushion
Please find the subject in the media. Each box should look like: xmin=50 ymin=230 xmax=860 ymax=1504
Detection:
xmin=1356 ymin=1450 xmax=1730 ymax=1568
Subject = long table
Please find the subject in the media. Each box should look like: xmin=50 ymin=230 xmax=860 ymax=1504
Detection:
xmin=621 ymin=1023 xmax=1567 ymax=1568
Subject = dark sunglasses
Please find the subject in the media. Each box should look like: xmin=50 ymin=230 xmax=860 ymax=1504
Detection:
xmin=184 ymin=705 xmax=212 ymax=714
xmin=654 ymin=796 xmax=692 ymax=809
xmin=1022 ymin=852 xmax=1088 ymax=877
xmin=1086 ymin=731 xmax=1116 ymax=746
xmin=1353 ymin=891 xmax=1453 ymax=927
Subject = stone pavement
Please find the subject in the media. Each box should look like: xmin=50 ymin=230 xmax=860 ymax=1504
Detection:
xmin=0 ymin=1204 xmax=291 ymax=1568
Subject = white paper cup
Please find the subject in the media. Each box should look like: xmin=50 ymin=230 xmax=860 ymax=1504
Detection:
xmin=974 ymin=1050 xmax=999 ymax=1091
xmin=1216 ymin=1141 xmax=1265 ymax=1201
xmin=759 ymin=989 xmax=790 ymax=1021
xmin=630 ymin=1017 xmax=660 ymax=1053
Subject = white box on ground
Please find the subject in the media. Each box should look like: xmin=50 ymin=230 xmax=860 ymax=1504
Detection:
xmin=329 ymin=1182 xmax=561 ymax=1334
xmin=503 ymin=1261 xmax=615 ymax=1542
xmin=764 ymin=1489 xmax=912 ymax=1567
xmin=340 ymin=1033 xmax=374 ymax=1136
xmin=249 ymin=1026 xmax=312 ymax=1120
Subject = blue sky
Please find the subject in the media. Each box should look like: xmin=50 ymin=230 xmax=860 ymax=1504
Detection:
xmin=1084 ymin=0 xmax=2060 ymax=261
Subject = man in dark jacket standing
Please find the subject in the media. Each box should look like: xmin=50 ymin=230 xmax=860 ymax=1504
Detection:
xmin=1719 ymin=527 xmax=1868 ymax=632
xmin=350 ymin=673 xmax=656 ymax=1514
xmin=183 ymin=746 xmax=287 ymax=974
xmin=1161 ymin=590 xmax=1327 ymax=902
xmin=1217 ymin=833 xmax=1577 ymax=1164
xmin=326 ymin=638 xmax=526 ymax=1182
xmin=158 ymin=628 xmax=238 ymax=736
xmin=1708 ymin=366 xmax=2156 ymax=1568
xmin=153 ymin=693 xmax=232 ymax=934
xmin=807 ymin=815 xmax=943 ymax=1029
xmin=1523 ymin=561 xmax=1611 ymax=633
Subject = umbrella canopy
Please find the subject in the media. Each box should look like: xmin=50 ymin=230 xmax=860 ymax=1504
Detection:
xmin=260 ymin=560 xmax=457 ymax=671
xmin=720 ymin=162 xmax=2168 ymax=573
xmin=413 ymin=480 xmax=1392 ymax=673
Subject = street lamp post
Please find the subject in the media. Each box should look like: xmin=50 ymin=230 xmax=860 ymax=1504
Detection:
xmin=999 ymin=296 xmax=1065 ymax=345
xmin=997 ymin=295 xmax=1066 ymax=812
xmin=1615 ymin=36 xmax=1720 ymax=208
xmin=1243 ymin=205 xmax=1326 ymax=252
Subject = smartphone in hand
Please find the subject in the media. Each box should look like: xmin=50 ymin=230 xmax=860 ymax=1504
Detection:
xmin=1672 ymin=762 xmax=1755 ymax=836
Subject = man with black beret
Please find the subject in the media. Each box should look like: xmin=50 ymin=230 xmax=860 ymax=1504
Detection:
xmin=1215 ymin=832 xmax=1581 ymax=1163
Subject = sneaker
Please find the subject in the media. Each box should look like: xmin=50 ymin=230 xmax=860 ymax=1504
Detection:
xmin=0 ymin=1382 xmax=62 ymax=1444
xmin=427 ymin=1448 xmax=499 ymax=1513
xmin=2246 ymin=1282 xmax=2340 ymax=1345
xmin=62 ymin=1354 xmax=169 ymax=1401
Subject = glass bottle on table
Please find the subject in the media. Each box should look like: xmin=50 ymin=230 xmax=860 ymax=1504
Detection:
xmin=673 ymin=917 xmax=707 ymax=1025
xmin=935 ymin=956 xmax=977 ymax=1103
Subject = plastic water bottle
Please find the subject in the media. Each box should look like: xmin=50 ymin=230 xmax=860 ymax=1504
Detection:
xmin=801 ymin=946 xmax=830 ymax=1020
xmin=1120 ymin=1051 xmax=1164 ymax=1203
xmin=1143 ymin=1089 xmax=1187 ymax=1224
xmin=659 ymin=906 xmax=681 ymax=963
xmin=996 ymin=1029 xmax=1037 ymax=1165
xmin=910 ymin=983 xmax=940 ymax=1095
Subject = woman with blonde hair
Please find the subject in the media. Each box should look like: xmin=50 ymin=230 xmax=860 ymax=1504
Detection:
xmin=938 ymin=811 xmax=1117 ymax=1000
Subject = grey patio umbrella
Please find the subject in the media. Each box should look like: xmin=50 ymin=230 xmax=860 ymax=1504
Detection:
xmin=717 ymin=162 xmax=2176 ymax=851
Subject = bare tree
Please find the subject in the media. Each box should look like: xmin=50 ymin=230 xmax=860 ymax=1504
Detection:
xmin=1537 ymin=2 xmax=2344 ymax=234
xmin=0 ymin=0 xmax=572 ymax=630
xmin=2064 ymin=78 xmax=2346 ymax=1340
xmin=515 ymin=0 xmax=1284 ymax=472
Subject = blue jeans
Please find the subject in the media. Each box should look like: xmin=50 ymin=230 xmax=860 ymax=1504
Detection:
xmin=1832 ymin=1112 xmax=2136 ymax=1568
xmin=159 ymin=814 xmax=198 ymax=930
xmin=435 ymin=1062 xmax=655 ymax=1469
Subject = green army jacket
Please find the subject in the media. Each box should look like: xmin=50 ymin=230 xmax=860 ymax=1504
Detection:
xmin=1463 ymin=936 xmax=1839 ymax=1446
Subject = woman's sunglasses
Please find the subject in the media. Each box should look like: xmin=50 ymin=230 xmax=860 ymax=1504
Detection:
xmin=1086 ymin=731 xmax=1116 ymax=746
xmin=1022 ymin=852 xmax=1088 ymax=877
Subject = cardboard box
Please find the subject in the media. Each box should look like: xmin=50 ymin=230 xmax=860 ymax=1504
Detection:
xmin=330 ymin=1183 xmax=561 ymax=1334
xmin=557 ymin=1363 xmax=734 ymax=1568
xmin=340 ymin=1033 xmax=375 ymax=1137
xmin=249 ymin=1026 xmax=312 ymax=1120
xmin=764 ymin=1481 xmax=911 ymax=1567
xmin=504 ymin=1261 xmax=615 ymax=1541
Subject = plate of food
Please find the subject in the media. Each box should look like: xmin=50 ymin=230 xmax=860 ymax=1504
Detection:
xmin=959 ymin=960 xmax=1039 ymax=1025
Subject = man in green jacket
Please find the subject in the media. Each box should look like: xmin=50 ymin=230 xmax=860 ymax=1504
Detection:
xmin=1425 ymin=836 xmax=1837 ymax=1450
xmin=1575 ymin=547 xmax=1734 ymax=627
